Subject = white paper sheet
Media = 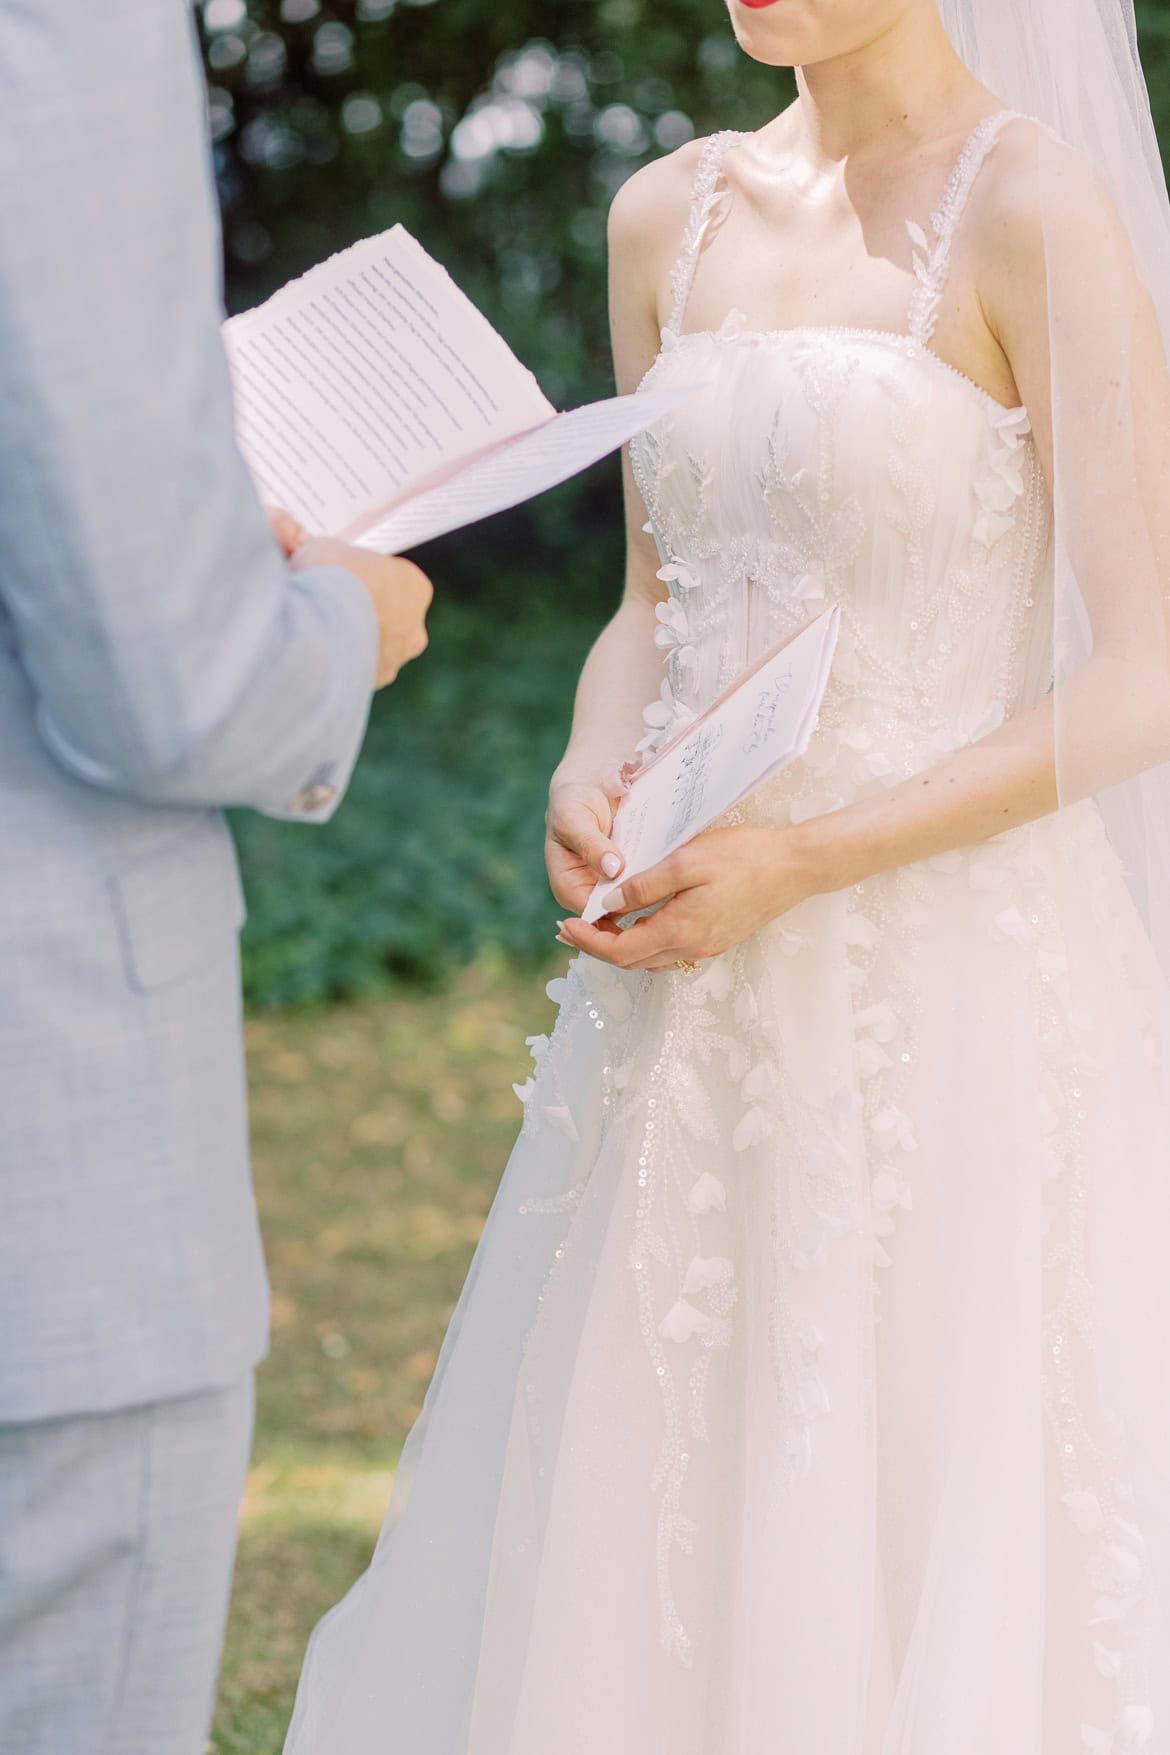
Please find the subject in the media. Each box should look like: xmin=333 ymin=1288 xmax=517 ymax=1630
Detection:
xmin=223 ymin=224 xmax=698 ymax=551
xmin=582 ymin=606 xmax=841 ymax=924
xmin=223 ymin=226 xmax=553 ymax=535
xmin=353 ymin=388 xmax=696 ymax=553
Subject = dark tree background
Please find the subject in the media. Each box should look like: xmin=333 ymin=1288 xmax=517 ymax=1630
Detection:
xmin=199 ymin=1 xmax=1170 ymax=1007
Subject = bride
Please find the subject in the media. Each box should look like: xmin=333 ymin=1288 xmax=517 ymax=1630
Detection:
xmin=287 ymin=1 xmax=1170 ymax=1750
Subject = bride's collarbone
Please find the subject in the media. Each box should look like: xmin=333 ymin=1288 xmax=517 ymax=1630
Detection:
xmin=681 ymin=256 xmax=1022 ymax=411
xmin=680 ymin=144 xmax=1024 ymax=409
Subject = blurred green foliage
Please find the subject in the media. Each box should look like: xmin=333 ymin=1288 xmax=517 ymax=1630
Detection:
xmin=233 ymin=587 xmax=596 ymax=1008
xmin=201 ymin=0 xmax=1170 ymax=1007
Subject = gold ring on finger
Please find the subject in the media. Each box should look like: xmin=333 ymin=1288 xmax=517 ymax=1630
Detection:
xmin=676 ymin=959 xmax=699 ymax=976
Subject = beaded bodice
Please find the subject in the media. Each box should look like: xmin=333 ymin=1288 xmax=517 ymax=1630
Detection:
xmin=632 ymin=115 xmax=1054 ymax=815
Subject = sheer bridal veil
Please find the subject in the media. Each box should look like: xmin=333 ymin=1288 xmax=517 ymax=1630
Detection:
xmin=940 ymin=0 xmax=1170 ymax=944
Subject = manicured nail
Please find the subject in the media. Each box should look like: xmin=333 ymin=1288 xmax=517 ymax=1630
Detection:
xmin=601 ymin=852 xmax=622 ymax=878
xmin=607 ymin=890 xmax=626 ymax=915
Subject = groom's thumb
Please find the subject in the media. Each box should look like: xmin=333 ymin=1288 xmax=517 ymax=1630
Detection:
xmin=265 ymin=505 xmax=308 ymax=557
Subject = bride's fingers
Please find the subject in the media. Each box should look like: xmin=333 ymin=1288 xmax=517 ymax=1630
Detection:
xmin=548 ymin=815 xmax=623 ymax=880
xmin=577 ymin=828 xmax=625 ymax=880
xmin=546 ymin=846 xmax=602 ymax=912
xmin=640 ymin=952 xmax=697 ymax=973
xmin=546 ymin=783 xmax=626 ymax=879
xmin=598 ymin=849 xmax=686 ymax=919
xmin=622 ymin=933 xmax=707 ymax=972
xmin=558 ymin=905 xmax=689 ymax=968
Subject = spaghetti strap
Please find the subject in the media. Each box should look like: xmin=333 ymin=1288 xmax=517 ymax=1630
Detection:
xmin=665 ymin=130 xmax=748 ymax=340
xmin=907 ymin=109 xmax=1021 ymax=348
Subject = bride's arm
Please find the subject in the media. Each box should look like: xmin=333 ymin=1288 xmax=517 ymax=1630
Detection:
xmin=545 ymin=147 xmax=701 ymax=914
xmin=560 ymin=129 xmax=1170 ymax=971
xmin=795 ymin=131 xmax=1170 ymax=889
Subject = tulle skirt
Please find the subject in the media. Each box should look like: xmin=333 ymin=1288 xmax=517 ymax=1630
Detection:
xmin=285 ymin=798 xmax=1170 ymax=1755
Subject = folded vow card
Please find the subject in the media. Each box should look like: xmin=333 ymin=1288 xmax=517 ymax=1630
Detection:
xmin=583 ymin=605 xmax=841 ymax=925
xmin=222 ymin=225 xmax=694 ymax=551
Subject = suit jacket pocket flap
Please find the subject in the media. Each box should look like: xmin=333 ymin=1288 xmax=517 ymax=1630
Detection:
xmin=109 ymin=814 xmax=247 ymax=992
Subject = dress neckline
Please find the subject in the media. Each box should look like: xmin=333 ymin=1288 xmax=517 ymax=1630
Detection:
xmin=661 ymin=111 xmax=1026 ymax=418
xmin=648 ymin=319 xmax=1030 ymax=423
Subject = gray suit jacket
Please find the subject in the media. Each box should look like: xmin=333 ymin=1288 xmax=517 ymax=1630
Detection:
xmin=0 ymin=0 xmax=380 ymax=1420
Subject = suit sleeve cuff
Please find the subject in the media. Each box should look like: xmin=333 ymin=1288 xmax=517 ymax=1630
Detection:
xmin=278 ymin=563 xmax=380 ymax=824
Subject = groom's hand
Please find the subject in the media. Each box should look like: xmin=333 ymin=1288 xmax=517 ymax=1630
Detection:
xmin=294 ymin=538 xmax=432 ymax=687
xmin=265 ymin=512 xmax=433 ymax=688
xmin=265 ymin=507 xmax=309 ymax=556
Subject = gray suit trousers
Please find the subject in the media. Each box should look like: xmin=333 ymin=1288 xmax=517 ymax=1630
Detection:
xmin=0 ymin=1375 xmax=254 ymax=1755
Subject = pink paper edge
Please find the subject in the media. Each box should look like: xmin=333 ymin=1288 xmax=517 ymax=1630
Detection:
xmin=337 ymin=416 xmax=555 ymax=541
xmin=341 ymin=385 xmax=698 ymax=545
xmin=581 ymin=603 xmax=840 ymax=923
xmin=627 ymin=602 xmax=840 ymax=788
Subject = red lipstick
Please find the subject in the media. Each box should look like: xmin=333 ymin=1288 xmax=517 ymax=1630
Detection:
xmin=737 ymin=0 xmax=783 ymax=8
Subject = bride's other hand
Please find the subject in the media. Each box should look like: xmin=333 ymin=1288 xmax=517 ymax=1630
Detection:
xmin=557 ymin=824 xmax=823 ymax=971
xmin=545 ymin=779 xmax=626 ymax=914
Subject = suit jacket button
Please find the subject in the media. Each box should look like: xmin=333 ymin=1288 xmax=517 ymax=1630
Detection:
xmin=292 ymin=782 xmax=337 ymax=813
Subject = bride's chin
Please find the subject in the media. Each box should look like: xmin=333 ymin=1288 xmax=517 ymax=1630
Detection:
xmin=727 ymin=3 xmax=806 ymax=69
xmin=728 ymin=29 xmax=802 ymax=70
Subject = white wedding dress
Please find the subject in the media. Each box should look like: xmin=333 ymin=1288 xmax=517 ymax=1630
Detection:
xmin=287 ymin=115 xmax=1170 ymax=1755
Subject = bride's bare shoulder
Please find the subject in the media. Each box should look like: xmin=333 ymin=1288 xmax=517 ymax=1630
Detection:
xmin=969 ymin=113 xmax=1144 ymax=384
xmin=970 ymin=114 xmax=1118 ymax=271
xmin=609 ymin=136 xmax=708 ymax=231
xmin=606 ymin=139 xmax=713 ymax=353
xmin=606 ymin=136 xmax=709 ymax=276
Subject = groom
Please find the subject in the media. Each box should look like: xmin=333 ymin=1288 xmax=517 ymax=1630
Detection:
xmin=0 ymin=3 xmax=431 ymax=1752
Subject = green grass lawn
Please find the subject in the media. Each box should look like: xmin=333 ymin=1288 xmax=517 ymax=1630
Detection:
xmin=211 ymin=955 xmax=559 ymax=1754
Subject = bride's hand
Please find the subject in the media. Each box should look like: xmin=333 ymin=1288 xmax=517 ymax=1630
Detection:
xmin=545 ymin=778 xmax=626 ymax=914
xmin=556 ymin=824 xmax=823 ymax=972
